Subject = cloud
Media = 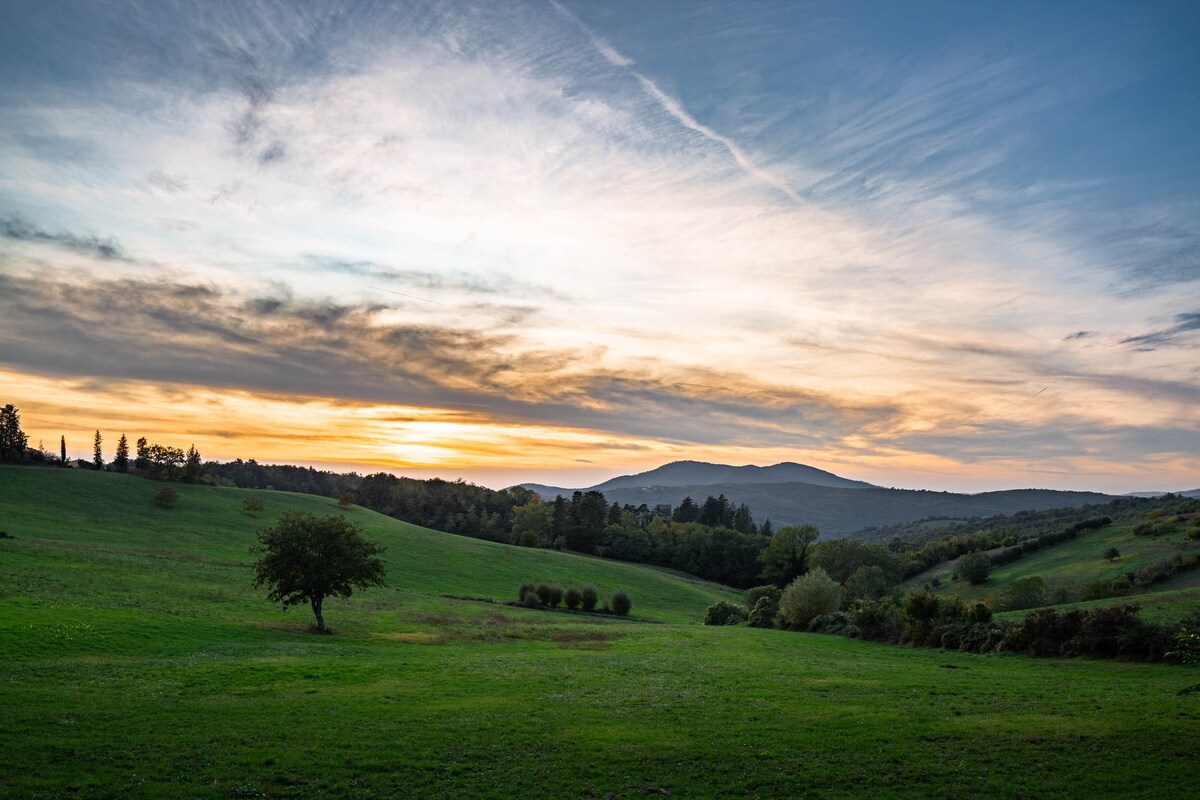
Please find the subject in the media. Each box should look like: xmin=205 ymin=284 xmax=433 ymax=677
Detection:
xmin=0 ymin=214 xmax=130 ymax=261
xmin=0 ymin=271 xmax=898 ymax=449
xmin=551 ymin=0 xmax=800 ymax=203
xmin=1120 ymin=311 xmax=1200 ymax=349
xmin=0 ymin=1 xmax=1196 ymax=489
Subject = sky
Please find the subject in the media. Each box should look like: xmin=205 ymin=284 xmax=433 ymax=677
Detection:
xmin=1 ymin=0 xmax=1198 ymax=494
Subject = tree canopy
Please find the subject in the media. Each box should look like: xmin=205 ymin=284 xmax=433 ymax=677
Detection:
xmin=757 ymin=524 xmax=820 ymax=587
xmin=252 ymin=511 xmax=386 ymax=633
xmin=0 ymin=404 xmax=28 ymax=462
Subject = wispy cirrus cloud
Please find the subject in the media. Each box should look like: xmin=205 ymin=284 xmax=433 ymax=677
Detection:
xmin=1 ymin=214 xmax=130 ymax=261
xmin=0 ymin=0 xmax=1197 ymax=491
xmin=1121 ymin=311 xmax=1200 ymax=350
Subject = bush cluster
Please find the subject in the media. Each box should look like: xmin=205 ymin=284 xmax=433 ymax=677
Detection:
xmin=744 ymin=585 xmax=781 ymax=628
xmin=516 ymin=582 xmax=628 ymax=615
xmin=839 ymin=589 xmax=1177 ymax=661
xmin=703 ymin=601 xmax=748 ymax=626
xmin=1079 ymin=551 xmax=1200 ymax=603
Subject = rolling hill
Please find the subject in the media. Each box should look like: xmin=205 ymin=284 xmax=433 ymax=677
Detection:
xmin=540 ymin=480 xmax=1115 ymax=537
xmin=905 ymin=511 xmax=1200 ymax=623
xmin=4 ymin=465 xmax=1198 ymax=798
xmin=0 ymin=465 xmax=738 ymax=625
xmin=520 ymin=459 xmax=876 ymax=497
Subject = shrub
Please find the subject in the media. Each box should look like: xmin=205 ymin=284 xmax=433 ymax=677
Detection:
xmin=548 ymin=586 xmax=564 ymax=608
xmin=1082 ymin=577 xmax=1138 ymax=601
xmin=242 ymin=496 xmax=264 ymax=516
xmin=580 ymin=585 xmax=598 ymax=612
xmin=900 ymin=589 xmax=943 ymax=646
xmin=564 ymin=587 xmax=582 ymax=610
xmin=1003 ymin=576 xmax=1048 ymax=612
xmin=517 ymin=581 xmax=536 ymax=604
xmin=960 ymin=621 xmax=1013 ymax=653
xmin=1103 ymin=547 xmax=1120 ymax=561
xmin=611 ymin=590 xmax=632 ymax=616
xmin=1168 ymin=632 xmax=1200 ymax=664
xmin=938 ymin=621 xmax=971 ymax=650
xmin=844 ymin=565 xmax=891 ymax=604
xmin=965 ymin=601 xmax=992 ymax=624
xmin=535 ymin=583 xmax=552 ymax=606
xmin=744 ymin=585 xmax=782 ymax=618
xmin=747 ymin=596 xmax=777 ymax=628
xmin=848 ymin=598 xmax=902 ymax=642
xmin=808 ymin=611 xmax=850 ymax=635
xmin=704 ymin=601 xmax=748 ymax=626
xmin=957 ymin=552 xmax=991 ymax=585
xmin=154 ymin=486 xmax=178 ymax=508
xmin=779 ymin=568 xmax=840 ymax=631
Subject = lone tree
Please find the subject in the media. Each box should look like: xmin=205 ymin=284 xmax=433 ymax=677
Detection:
xmin=60 ymin=435 xmax=67 ymax=466
xmin=957 ymin=552 xmax=991 ymax=585
xmin=93 ymin=430 xmax=104 ymax=470
xmin=1103 ymin=546 xmax=1120 ymax=562
xmin=252 ymin=511 xmax=386 ymax=633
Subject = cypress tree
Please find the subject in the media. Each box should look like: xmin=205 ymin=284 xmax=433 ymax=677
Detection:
xmin=114 ymin=434 xmax=129 ymax=472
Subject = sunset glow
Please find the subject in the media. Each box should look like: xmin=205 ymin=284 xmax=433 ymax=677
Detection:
xmin=2 ymin=1 xmax=1198 ymax=493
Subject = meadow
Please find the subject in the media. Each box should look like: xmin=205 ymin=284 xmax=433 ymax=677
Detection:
xmin=907 ymin=515 xmax=1200 ymax=612
xmin=2 ymin=466 xmax=1198 ymax=799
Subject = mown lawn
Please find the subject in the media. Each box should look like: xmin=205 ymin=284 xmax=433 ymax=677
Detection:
xmin=2 ymin=466 xmax=1199 ymax=798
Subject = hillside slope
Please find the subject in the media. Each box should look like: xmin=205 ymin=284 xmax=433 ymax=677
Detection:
xmin=0 ymin=466 xmax=738 ymax=624
xmin=906 ymin=516 xmax=1200 ymax=621
xmin=4 ymin=467 xmax=1198 ymax=798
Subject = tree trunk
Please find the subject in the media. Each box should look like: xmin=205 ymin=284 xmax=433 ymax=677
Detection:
xmin=311 ymin=596 xmax=326 ymax=633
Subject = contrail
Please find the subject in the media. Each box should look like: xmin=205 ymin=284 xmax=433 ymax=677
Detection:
xmin=549 ymin=0 xmax=800 ymax=204
xmin=363 ymin=284 xmax=445 ymax=305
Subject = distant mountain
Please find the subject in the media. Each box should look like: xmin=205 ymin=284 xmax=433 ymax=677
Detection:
xmin=591 ymin=460 xmax=877 ymax=492
xmin=517 ymin=460 xmax=1123 ymax=537
xmin=521 ymin=460 xmax=875 ymax=499
xmin=1124 ymin=489 xmax=1200 ymax=499
xmin=526 ymin=479 xmax=1116 ymax=539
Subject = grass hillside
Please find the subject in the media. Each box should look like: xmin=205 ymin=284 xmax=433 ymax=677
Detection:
xmin=0 ymin=465 xmax=738 ymax=625
xmin=3 ymin=466 xmax=1199 ymax=798
xmin=907 ymin=515 xmax=1200 ymax=622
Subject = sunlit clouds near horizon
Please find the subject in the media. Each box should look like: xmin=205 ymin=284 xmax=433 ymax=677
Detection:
xmin=1 ymin=1 xmax=1198 ymax=493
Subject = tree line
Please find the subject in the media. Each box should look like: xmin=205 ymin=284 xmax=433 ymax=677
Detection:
xmin=0 ymin=403 xmax=206 ymax=482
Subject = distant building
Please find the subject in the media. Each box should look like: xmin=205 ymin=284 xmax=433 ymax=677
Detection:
xmin=654 ymin=504 xmax=672 ymax=518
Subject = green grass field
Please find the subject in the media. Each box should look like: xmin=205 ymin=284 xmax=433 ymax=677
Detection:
xmin=3 ymin=466 xmax=1199 ymax=799
xmin=907 ymin=517 xmax=1200 ymax=609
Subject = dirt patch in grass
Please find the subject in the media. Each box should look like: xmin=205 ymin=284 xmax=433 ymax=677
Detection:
xmin=550 ymin=629 xmax=619 ymax=649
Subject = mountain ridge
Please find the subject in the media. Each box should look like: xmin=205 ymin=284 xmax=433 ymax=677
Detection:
xmin=515 ymin=460 xmax=1119 ymax=537
xmin=522 ymin=459 xmax=876 ymax=497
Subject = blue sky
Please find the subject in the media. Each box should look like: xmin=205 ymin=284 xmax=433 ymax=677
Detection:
xmin=1 ymin=0 xmax=1197 ymax=492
